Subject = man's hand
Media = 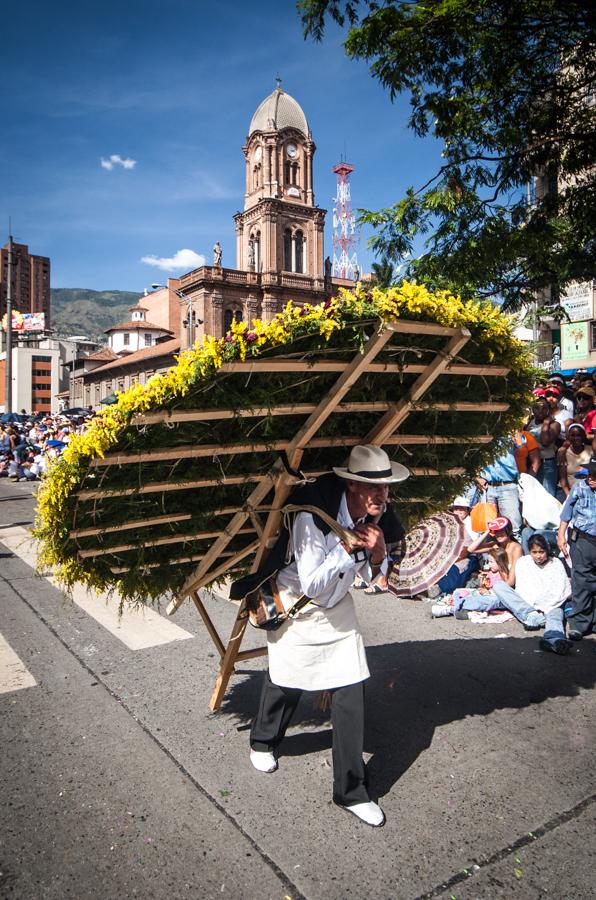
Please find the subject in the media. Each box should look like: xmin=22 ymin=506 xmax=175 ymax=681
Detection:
xmin=557 ymin=521 xmax=570 ymax=558
xmin=475 ymin=476 xmax=488 ymax=491
xmin=351 ymin=523 xmax=386 ymax=565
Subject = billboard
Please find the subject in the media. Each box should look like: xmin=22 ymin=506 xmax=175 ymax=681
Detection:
xmin=561 ymin=281 xmax=594 ymax=322
xmin=1 ymin=311 xmax=46 ymax=332
xmin=561 ymin=320 xmax=589 ymax=361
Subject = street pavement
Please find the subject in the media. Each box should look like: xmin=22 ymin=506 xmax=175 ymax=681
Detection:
xmin=1 ymin=479 xmax=595 ymax=900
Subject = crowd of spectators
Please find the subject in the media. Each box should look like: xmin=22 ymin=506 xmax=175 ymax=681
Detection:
xmin=427 ymin=370 xmax=596 ymax=655
xmin=0 ymin=407 xmax=94 ymax=481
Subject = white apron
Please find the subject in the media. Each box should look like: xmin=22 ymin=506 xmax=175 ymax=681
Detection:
xmin=267 ymin=591 xmax=369 ymax=691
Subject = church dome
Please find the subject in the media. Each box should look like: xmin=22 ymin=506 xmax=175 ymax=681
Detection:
xmin=249 ymin=84 xmax=309 ymax=137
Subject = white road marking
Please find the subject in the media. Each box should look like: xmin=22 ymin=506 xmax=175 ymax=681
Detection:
xmin=0 ymin=526 xmax=193 ymax=651
xmin=0 ymin=632 xmax=37 ymax=694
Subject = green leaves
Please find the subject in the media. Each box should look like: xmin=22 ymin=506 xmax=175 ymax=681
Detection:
xmin=300 ymin=0 xmax=595 ymax=309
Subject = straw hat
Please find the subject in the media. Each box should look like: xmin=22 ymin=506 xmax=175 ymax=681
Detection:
xmin=333 ymin=445 xmax=410 ymax=484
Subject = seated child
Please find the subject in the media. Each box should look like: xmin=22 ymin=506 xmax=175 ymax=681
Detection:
xmin=432 ymin=549 xmax=508 ymax=618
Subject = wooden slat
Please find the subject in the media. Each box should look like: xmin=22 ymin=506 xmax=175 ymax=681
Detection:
xmin=113 ymin=540 xmax=260 ymax=576
xmin=77 ymin=473 xmax=266 ymax=500
xmin=386 ymin=319 xmax=462 ymax=337
xmin=70 ymin=512 xmax=192 ymax=539
xmin=132 ymin=399 xmax=508 ymax=426
xmin=215 ymin=359 xmax=509 ymax=376
xmin=78 ymin=527 xmax=256 ymax=558
xmin=171 ymin=459 xmax=287 ymax=610
xmin=166 ymin=540 xmax=260 ymax=614
xmin=90 ymin=431 xmax=492 ymax=467
xmin=190 ymin=592 xmax=226 ymax=658
xmin=365 ymin=329 xmax=472 ymax=445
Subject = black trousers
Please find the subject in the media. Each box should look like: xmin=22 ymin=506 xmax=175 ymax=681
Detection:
xmin=250 ymin=670 xmax=370 ymax=807
xmin=568 ymin=534 xmax=596 ymax=635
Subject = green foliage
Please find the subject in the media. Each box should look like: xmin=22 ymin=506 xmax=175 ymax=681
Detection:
xmin=51 ymin=288 xmax=140 ymax=340
xmin=300 ymin=0 xmax=596 ymax=310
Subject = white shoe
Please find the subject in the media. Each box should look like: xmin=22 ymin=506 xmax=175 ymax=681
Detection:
xmin=340 ymin=800 xmax=385 ymax=827
xmin=431 ymin=602 xmax=453 ymax=618
xmin=250 ymin=749 xmax=278 ymax=773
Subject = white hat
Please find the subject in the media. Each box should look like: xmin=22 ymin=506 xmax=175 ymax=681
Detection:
xmin=451 ymin=495 xmax=472 ymax=508
xmin=333 ymin=445 xmax=410 ymax=484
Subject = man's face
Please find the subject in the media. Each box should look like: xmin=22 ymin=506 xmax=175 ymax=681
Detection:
xmin=345 ymin=480 xmax=390 ymax=518
xmin=587 ymin=474 xmax=596 ymax=492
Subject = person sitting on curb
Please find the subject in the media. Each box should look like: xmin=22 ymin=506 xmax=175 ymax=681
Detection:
xmin=557 ymin=458 xmax=596 ymax=641
xmin=467 ymin=516 xmax=523 ymax=585
xmin=431 ymin=548 xmax=508 ymax=618
xmin=491 ymin=534 xmax=572 ymax=650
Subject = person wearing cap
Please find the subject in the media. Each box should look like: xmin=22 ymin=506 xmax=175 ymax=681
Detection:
xmin=557 ymin=458 xmax=596 ymax=640
xmin=559 ymin=423 xmax=592 ymax=496
xmin=247 ymin=445 xmax=408 ymax=827
xmin=547 ymin=375 xmax=574 ymax=419
xmin=572 ymin=385 xmax=596 ymax=438
xmin=544 ymin=384 xmax=569 ymax=435
xmin=468 ymin=516 xmax=523 ymax=585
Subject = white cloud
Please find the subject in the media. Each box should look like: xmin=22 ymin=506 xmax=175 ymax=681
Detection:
xmin=140 ymin=248 xmax=205 ymax=272
xmin=100 ymin=154 xmax=137 ymax=171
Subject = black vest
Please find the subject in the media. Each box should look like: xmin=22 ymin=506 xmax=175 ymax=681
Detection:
xmin=229 ymin=473 xmax=404 ymax=600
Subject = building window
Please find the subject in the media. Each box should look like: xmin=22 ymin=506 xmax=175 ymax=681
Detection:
xmin=224 ymin=308 xmax=242 ymax=332
xmin=144 ymin=333 xmax=152 ymax=346
xmin=295 ymin=230 xmax=304 ymax=274
xmin=591 ymin=320 xmax=596 ymax=351
xmin=123 ymin=333 xmax=130 ymax=346
xmin=284 ymin=229 xmax=292 ymax=271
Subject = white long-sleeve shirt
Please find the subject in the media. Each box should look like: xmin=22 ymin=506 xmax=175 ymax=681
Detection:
xmin=513 ymin=556 xmax=570 ymax=613
xmin=276 ymin=492 xmax=387 ymax=610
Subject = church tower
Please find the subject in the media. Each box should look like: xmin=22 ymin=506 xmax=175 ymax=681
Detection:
xmin=234 ymin=80 xmax=325 ymax=281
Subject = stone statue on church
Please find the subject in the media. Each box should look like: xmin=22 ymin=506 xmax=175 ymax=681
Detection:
xmin=248 ymin=240 xmax=255 ymax=270
xmin=213 ymin=241 xmax=222 ymax=267
xmin=324 ymin=256 xmax=332 ymax=279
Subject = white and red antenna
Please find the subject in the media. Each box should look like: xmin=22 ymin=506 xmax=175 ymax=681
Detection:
xmin=332 ymin=161 xmax=359 ymax=279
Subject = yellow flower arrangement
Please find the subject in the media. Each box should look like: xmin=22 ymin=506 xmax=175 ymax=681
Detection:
xmin=34 ymin=281 xmax=534 ymax=603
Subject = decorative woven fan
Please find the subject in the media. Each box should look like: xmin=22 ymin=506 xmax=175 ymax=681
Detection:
xmin=35 ymin=284 xmax=532 ymax=707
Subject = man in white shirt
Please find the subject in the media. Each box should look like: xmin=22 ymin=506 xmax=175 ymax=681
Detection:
xmin=248 ymin=446 xmax=409 ymax=827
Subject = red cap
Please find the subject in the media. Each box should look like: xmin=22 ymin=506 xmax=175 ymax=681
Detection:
xmin=488 ymin=516 xmax=510 ymax=533
xmin=532 ymin=387 xmax=546 ymax=397
xmin=545 ymin=385 xmax=561 ymax=397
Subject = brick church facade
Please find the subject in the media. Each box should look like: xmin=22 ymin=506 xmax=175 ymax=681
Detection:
xmin=178 ymin=81 xmax=350 ymax=346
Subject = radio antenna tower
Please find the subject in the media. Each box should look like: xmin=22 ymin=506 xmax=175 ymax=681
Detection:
xmin=332 ymin=161 xmax=359 ymax=280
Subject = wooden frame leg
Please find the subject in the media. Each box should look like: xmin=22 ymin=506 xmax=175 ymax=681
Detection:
xmin=209 ymin=602 xmax=251 ymax=711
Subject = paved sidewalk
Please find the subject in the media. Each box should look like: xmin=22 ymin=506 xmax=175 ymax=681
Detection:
xmin=1 ymin=480 xmax=595 ymax=899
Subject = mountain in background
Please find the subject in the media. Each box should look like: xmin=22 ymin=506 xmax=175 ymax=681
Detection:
xmin=50 ymin=288 xmax=141 ymax=342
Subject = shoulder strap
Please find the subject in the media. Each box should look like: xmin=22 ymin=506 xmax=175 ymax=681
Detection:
xmin=281 ymin=503 xmax=359 ymax=549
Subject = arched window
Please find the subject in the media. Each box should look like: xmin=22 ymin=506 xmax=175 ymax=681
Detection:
xmin=294 ymin=230 xmax=304 ymax=273
xmin=284 ymin=161 xmax=291 ymax=184
xmin=224 ymin=308 xmax=242 ymax=332
xmin=291 ymin=163 xmax=299 ymax=186
xmin=283 ymin=229 xmax=292 ymax=271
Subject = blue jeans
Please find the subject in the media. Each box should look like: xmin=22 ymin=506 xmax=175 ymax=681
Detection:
xmin=492 ymin=581 xmax=549 ymax=629
xmin=537 ymin=457 xmax=558 ymax=496
xmin=486 ymin=482 xmax=522 ymax=540
xmin=438 ymin=556 xmax=478 ymax=595
xmin=453 ymin=587 xmax=501 ymax=612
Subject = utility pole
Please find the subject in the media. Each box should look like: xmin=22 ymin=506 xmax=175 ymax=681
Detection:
xmin=4 ymin=233 xmax=14 ymax=413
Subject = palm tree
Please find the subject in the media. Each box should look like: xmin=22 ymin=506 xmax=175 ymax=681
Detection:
xmin=370 ymin=257 xmax=395 ymax=289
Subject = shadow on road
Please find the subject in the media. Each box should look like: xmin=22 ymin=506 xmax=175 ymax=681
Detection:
xmin=222 ymin=636 xmax=596 ymax=797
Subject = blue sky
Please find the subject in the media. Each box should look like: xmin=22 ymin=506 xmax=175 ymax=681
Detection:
xmin=1 ymin=0 xmax=442 ymax=291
